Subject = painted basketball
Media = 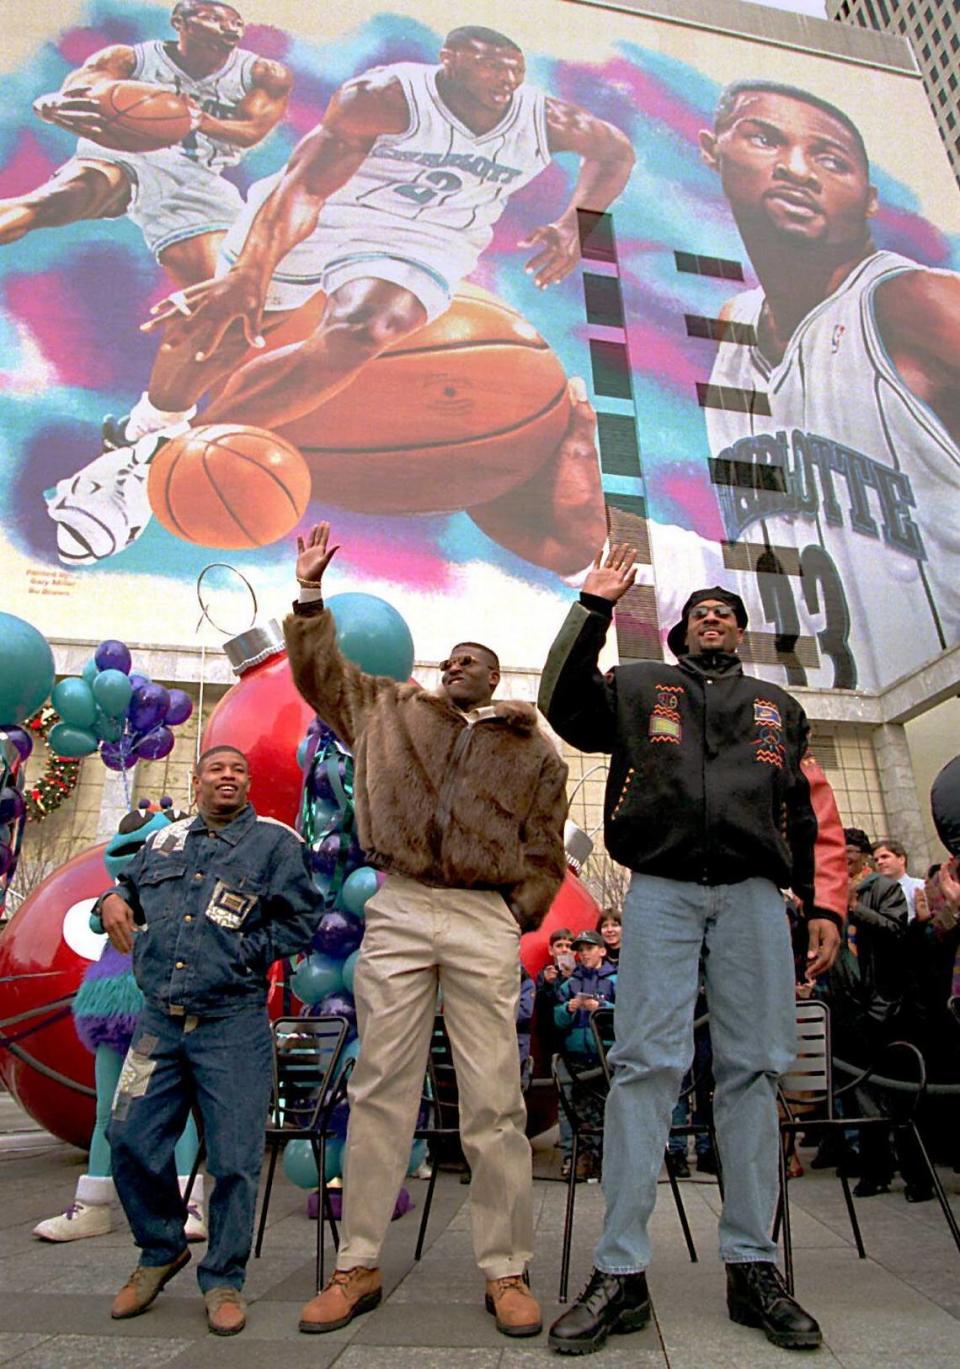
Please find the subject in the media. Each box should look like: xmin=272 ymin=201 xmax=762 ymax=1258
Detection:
xmin=251 ymin=285 xmax=571 ymax=515
xmin=85 ymin=80 xmax=193 ymax=153
xmin=147 ymin=425 xmax=312 ymax=549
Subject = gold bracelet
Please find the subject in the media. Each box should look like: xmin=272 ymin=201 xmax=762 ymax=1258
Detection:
xmin=297 ymin=577 xmax=323 ymax=589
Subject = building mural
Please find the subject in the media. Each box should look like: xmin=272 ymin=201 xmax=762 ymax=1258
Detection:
xmin=1 ymin=0 xmax=958 ymax=689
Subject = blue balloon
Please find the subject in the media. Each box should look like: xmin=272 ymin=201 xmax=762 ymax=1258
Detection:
xmin=92 ymin=669 xmax=133 ymax=719
xmin=282 ymin=1139 xmax=318 ymax=1190
xmin=0 ymin=788 xmax=26 ymax=826
xmin=342 ymin=868 xmax=380 ymax=918
xmin=135 ymin=725 xmax=175 ymax=761
xmin=128 ymin=673 xmax=151 ymax=692
xmin=95 ymin=640 xmax=132 ymax=675
xmin=313 ymin=909 xmax=364 ymax=960
xmin=48 ymin=722 xmax=98 ymax=758
xmin=0 ymin=614 xmax=55 ymax=725
xmin=291 ymin=952 xmax=344 ymax=1005
xmin=327 ymin=1099 xmax=350 ymax=1138
xmin=100 ymin=740 xmax=137 ymax=771
xmin=52 ymin=677 xmax=96 ymax=728
xmin=326 ymin=593 xmax=415 ymax=682
xmin=341 ymin=949 xmax=360 ymax=995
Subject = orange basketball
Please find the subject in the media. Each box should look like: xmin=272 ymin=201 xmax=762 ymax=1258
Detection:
xmin=86 ymin=80 xmax=193 ymax=153
xmin=147 ymin=425 xmax=312 ymax=549
xmin=263 ymin=285 xmax=570 ymax=515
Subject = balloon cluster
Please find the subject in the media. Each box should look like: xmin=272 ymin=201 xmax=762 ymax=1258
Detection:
xmin=0 ymin=612 xmax=57 ymax=907
xmin=280 ymin=590 xmax=416 ymax=1193
xmin=49 ymin=640 xmax=194 ymax=774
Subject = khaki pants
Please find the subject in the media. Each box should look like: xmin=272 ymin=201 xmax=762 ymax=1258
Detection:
xmin=338 ymin=874 xmax=533 ymax=1279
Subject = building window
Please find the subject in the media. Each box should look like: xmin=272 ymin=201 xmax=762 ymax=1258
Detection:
xmin=922 ymin=43 xmax=932 ymax=59
xmin=583 ymin=274 xmax=625 ymax=328
xmin=876 ymin=0 xmax=891 ymax=21
xmin=684 ymin=314 xmax=757 ymax=345
xmin=938 ymin=87 xmax=949 ymax=105
xmin=697 ymin=383 xmax=772 ymax=417
xmin=674 ymin=251 xmax=744 ymax=281
xmin=947 ymin=111 xmax=957 ymax=129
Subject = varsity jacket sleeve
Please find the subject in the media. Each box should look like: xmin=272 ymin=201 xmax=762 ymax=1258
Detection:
xmin=284 ymin=604 xmax=398 ymax=749
xmin=784 ymin=722 xmax=847 ymax=930
xmin=537 ymin=594 xmax=618 ymax=753
xmin=508 ymin=750 xmax=569 ymax=932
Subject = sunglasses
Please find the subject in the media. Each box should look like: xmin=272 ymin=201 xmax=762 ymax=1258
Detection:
xmin=689 ymin=604 xmax=736 ymax=621
xmin=440 ymin=653 xmax=485 ymax=672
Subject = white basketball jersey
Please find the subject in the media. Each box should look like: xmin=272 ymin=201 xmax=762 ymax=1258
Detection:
xmin=131 ymin=40 xmax=257 ymax=171
xmin=323 ymin=63 xmax=552 ymax=252
xmin=703 ymin=250 xmax=960 ymax=690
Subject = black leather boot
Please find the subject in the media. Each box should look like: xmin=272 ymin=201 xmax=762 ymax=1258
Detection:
xmin=548 ymin=1268 xmax=651 ymax=1355
xmin=726 ymin=1262 xmax=822 ymax=1349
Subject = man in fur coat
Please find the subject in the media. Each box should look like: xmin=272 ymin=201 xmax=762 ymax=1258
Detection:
xmin=285 ymin=522 xmax=568 ymax=1340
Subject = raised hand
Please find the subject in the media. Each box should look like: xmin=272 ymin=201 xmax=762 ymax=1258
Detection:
xmin=520 ymin=219 xmax=580 ymax=289
xmin=581 ymin=542 xmax=638 ymax=603
xmin=141 ymin=271 xmax=267 ymax=360
xmin=296 ymin=522 xmax=340 ymax=587
xmin=33 ymin=87 xmax=107 ymax=137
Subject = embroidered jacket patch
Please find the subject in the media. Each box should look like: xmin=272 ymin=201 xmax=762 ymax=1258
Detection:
xmin=753 ymin=698 xmax=785 ymax=769
xmin=205 ymin=880 xmax=257 ymax=930
xmin=649 ymin=683 xmax=684 ymax=745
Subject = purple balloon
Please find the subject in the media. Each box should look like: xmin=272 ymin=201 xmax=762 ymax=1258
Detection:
xmin=2 ymin=726 xmax=33 ymax=761
xmin=135 ymin=726 xmax=175 ymax=761
xmin=312 ymin=753 xmax=352 ymax=806
xmin=165 ymin=689 xmax=193 ymax=726
xmin=311 ymin=832 xmax=348 ymax=878
xmin=313 ymin=990 xmax=358 ymax=1030
xmin=0 ymin=787 xmax=26 ymax=826
xmin=95 ymin=639 xmax=132 ymax=675
xmin=100 ymin=741 xmax=138 ymax=772
xmin=128 ymin=673 xmax=150 ymax=692
xmin=127 ymin=683 xmax=170 ymax=733
xmin=313 ymin=909 xmax=364 ymax=959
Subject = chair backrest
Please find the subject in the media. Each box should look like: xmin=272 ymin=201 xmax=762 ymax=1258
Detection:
xmin=589 ymin=1007 xmax=616 ymax=1085
xmin=780 ymin=999 xmax=832 ymax=1114
xmin=270 ymin=1014 xmax=350 ymax=1133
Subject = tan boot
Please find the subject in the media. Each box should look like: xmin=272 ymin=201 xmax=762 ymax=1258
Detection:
xmin=484 ymin=1274 xmax=542 ymax=1337
xmin=204 ymin=1286 xmax=247 ymax=1336
xmin=110 ymin=1248 xmax=190 ymax=1319
xmin=298 ymin=1266 xmax=382 ymax=1334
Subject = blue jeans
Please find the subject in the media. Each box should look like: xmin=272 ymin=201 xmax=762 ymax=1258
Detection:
xmin=109 ymin=1003 xmax=273 ymax=1291
xmin=595 ymin=873 xmax=795 ymax=1272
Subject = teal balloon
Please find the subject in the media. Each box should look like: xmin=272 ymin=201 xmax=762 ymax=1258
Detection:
xmin=0 ymin=614 xmax=55 ymax=724
xmin=51 ymin=678 xmax=96 ymax=728
xmin=341 ymin=1037 xmax=361 ymax=1067
xmin=82 ymin=657 xmax=99 ymax=686
xmin=342 ymin=949 xmax=360 ymax=995
xmin=341 ymin=866 xmax=379 ymax=918
xmin=296 ymin=736 xmax=310 ymax=770
xmin=92 ymin=669 xmax=133 ymax=718
xmin=48 ymin=722 xmax=98 ymax=758
xmin=93 ymin=709 xmax=124 ymax=743
xmin=326 ymin=593 xmax=414 ymax=682
xmin=409 ymin=1139 xmax=427 ymax=1171
xmin=291 ymin=952 xmax=344 ymax=1005
xmin=323 ymin=1138 xmax=344 ymax=1182
xmin=282 ymin=1140 xmax=318 ymax=1190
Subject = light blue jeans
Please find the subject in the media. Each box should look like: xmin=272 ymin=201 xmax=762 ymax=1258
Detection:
xmin=595 ymin=873 xmax=796 ymax=1272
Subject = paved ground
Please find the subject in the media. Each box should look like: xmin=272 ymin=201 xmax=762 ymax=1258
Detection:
xmin=1 ymin=1091 xmax=959 ymax=1368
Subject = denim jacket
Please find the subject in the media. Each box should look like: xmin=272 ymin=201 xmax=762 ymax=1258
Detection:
xmin=108 ymin=805 xmax=322 ymax=1016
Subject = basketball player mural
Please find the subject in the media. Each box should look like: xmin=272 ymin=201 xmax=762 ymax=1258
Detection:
xmin=44 ymin=25 xmax=634 ymax=575
xmin=693 ymin=80 xmax=960 ymax=690
xmin=0 ymin=2 xmax=290 ymax=282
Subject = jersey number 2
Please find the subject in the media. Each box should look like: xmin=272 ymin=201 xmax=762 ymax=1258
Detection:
xmin=393 ymin=170 xmax=464 ymax=206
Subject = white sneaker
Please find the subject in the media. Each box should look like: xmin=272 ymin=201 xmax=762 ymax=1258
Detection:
xmin=184 ymin=1201 xmax=208 ymax=1242
xmin=43 ymin=425 xmax=185 ymax=565
xmin=33 ymin=1200 xmax=112 ymax=1242
xmin=409 ymin=1161 xmax=433 ymax=1180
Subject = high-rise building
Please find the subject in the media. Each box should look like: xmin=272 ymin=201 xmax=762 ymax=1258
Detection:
xmin=826 ymin=1 xmax=960 ymax=181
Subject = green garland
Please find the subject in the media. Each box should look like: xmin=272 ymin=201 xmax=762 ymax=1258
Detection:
xmin=25 ymin=705 xmax=81 ymax=822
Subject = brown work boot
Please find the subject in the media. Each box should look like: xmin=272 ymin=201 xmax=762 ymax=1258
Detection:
xmin=204 ymin=1286 xmax=247 ymax=1336
xmin=110 ymin=1247 xmax=190 ymax=1319
xmin=484 ymin=1273 xmax=542 ymax=1337
xmin=298 ymin=1266 xmax=382 ymax=1334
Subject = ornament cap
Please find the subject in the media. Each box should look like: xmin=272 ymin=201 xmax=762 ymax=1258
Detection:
xmin=223 ymin=621 xmax=285 ymax=676
xmin=563 ymin=819 xmax=594 ymax=874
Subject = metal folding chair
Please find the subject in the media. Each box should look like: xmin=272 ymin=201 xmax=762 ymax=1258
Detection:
xmin=777 ymin=999 xmax=960 ymax=1293
xmin=412 ymin=1013 xmax=463 ymax=1261
xmin=254 ymin=1014 xmax=352 ymax=1290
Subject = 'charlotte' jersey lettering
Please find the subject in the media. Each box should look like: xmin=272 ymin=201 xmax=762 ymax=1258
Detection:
xmin=323 ymin=63 xmax=552 ymax=250
xmin=704 ymin=249 xmax=960 ymax=688
xmin=131 ymin=39 xmax=258 ymax=172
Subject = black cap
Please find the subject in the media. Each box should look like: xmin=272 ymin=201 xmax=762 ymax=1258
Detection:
xmin=666 ymin=587 xmax=748 ymax=658
xmin=572 ymin=929 xmax=604 ymax=948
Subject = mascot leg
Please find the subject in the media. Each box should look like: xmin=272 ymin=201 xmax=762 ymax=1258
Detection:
xmin=175 ymin=1111 xmax=207 ymax=1242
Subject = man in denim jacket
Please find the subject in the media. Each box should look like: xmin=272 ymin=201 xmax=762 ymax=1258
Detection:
xmin=98 ymin=745 xmax=321 ymax=1336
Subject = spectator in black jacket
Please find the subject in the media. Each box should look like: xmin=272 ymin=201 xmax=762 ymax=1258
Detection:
xmin=541 ymin=548 xmax=847 ymax=1355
